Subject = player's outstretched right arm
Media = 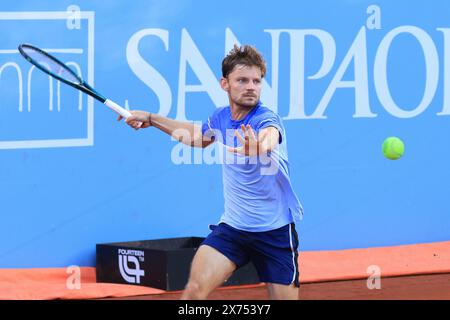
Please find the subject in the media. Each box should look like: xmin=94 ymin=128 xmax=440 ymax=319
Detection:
xmin=117 ymin=111 xmax=213 ymax=148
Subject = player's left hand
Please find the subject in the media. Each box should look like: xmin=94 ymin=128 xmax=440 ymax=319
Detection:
xmin=227 ymin=124 xmax=268 ymax=156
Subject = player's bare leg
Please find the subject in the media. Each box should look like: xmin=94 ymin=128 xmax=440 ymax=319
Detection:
xmin=266 ymin=283 xmax=299 ymax=300
xmin=181 ymin=245 xmax=236 ymax=300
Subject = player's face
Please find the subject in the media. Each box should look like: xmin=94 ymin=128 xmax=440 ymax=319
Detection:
xmin=221 ymin=65 xmax=262 ymax=108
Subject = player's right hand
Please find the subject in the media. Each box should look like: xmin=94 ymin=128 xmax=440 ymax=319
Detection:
xmin=117 ymin=110 xmax=152 ymax=130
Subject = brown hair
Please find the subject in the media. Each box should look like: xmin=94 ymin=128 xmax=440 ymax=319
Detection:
xmin=222 ymin=44 xmax=266 ymax=78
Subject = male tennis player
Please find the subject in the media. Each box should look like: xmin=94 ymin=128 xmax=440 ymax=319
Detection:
xmin=119 ymin=45 xmax=303 ymax=300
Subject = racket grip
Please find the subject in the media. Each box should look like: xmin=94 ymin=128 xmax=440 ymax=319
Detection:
xmin=104 ymin=99 xmax=132 ymax=118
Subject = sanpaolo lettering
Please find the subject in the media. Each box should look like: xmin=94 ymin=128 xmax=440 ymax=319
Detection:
xmin=126 ymin=26 xmax=450 ymax=121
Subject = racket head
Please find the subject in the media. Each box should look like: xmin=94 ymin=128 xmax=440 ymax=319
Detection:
xmin=18 ymin=44 xmax=84 ymax=86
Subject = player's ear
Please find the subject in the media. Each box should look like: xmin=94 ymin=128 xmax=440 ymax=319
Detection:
xmin=220 ymin=77 xmax=229 ymax=91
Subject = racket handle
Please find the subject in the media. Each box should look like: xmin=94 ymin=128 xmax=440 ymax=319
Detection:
xmin=104 ymin=99 xmax=132 ymax=118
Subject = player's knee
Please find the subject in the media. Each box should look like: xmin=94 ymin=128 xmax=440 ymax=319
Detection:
xmin=182 ymin=280 xmax=207 ymax=300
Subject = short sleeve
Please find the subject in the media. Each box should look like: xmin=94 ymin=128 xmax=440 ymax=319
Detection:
xmin=201 ymin=117 xmax=214 ymax=137
xmin=256 ymin=114 xmax=284 ymax=144
xmin=201 ymin=107 xmax=224 ymax=140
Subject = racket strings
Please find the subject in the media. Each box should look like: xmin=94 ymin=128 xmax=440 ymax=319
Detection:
xmin=22 ymin=47 xmax=81 ymax=84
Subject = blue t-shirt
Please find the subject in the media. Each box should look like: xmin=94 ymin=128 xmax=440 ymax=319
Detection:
xmin=201 ymin=101 xmax=304 ymax=232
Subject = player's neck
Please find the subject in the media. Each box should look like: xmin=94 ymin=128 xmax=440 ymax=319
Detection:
xmin=230 ymin=102 xmax=257 ymax=121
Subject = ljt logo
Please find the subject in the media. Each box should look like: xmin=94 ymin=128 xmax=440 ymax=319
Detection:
xmin=118 ymin=248 xmax=145 ymax=284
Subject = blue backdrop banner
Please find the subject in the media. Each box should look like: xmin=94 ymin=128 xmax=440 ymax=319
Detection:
xmin=0 ymin=0 xmax=449 ymax=267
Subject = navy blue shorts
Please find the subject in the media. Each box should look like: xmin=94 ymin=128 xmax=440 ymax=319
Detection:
xmin=201 ymin=222 xmax=300 ymax=287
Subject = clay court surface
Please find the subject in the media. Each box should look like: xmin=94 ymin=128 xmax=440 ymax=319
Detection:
xmin=1 ymin=241 xmax=449 ymax=300
xmin=104 ymin=273 xmax=450 ymax=300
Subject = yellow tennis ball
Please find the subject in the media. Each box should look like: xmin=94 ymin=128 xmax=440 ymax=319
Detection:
xmin=382 ymin=137 xmax=405 ymax=160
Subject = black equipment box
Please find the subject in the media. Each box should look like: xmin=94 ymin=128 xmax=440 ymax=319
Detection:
xmin=96 ymin=237 xmax=260 ymax=291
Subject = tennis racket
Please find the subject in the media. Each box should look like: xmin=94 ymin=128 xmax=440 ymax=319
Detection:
xmin=18 ymin=43 xmax=132 ymax=119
